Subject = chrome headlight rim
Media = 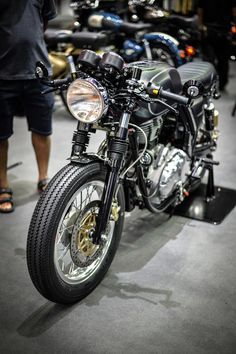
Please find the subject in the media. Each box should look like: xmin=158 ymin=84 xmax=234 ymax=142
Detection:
xmin=66 ymin=78 xmax=107 ymax=123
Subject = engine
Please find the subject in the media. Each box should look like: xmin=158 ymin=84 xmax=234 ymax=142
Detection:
xmin=140 ymin=144 xmax=189 ymax=203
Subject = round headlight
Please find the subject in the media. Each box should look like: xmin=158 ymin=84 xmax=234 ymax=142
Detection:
xmin=67 ymin=78 xmax=107 ymax=123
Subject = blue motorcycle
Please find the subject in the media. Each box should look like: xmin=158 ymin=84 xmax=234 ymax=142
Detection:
xmin=71 ymin=1 xmax=186 ymax=67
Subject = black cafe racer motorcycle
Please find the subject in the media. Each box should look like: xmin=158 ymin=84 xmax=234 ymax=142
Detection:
xmin=27 ymin=50 xmax=220 ymax=304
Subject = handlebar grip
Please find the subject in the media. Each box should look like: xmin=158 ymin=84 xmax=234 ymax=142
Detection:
xmin=147 ymin=83 xmax=190 ymax=106
xmin=159 ymin=89 xmax=190 ymax=105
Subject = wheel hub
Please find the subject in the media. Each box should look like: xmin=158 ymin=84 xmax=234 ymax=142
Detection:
xmin=70 ymin=201 xmax=104 ymax=268
xmin=77 ymin=212 xmax=97 ymax=257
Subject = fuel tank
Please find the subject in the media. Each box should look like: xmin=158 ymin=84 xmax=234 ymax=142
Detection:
xmin=49 ymin=53 xmax=68 ymax=79
xmin=129 ymin=61 xmax=179 ymax=121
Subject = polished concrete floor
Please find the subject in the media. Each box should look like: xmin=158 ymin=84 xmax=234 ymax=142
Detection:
xmin=0 ymin=63 xmax=236 ymax=354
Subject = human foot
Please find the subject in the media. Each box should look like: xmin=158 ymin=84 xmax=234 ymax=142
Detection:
xmin=0 ymin=187 xmax=14 ymax=213
xmin=37 ymin=178 xmax=50 ymax=193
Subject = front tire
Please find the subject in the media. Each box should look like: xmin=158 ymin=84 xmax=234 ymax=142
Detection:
xmin=27 ymin=162 xmax=125 ymax=304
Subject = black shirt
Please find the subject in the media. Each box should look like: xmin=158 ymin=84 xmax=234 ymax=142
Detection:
xmin=0 ymin=0 xmax=57 ymax=80
xmin=198 ymin=0 xmax=236 ymax=28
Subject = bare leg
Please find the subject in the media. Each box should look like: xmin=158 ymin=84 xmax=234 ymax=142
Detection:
xmin=0 ymin=139 xmax=12 ymax=211
xmin=31 ymin=132 xmax=51 ymax=183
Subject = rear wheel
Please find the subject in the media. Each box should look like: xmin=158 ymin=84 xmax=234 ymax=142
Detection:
xmin=27 ymin=162 xmax=125 ymax=304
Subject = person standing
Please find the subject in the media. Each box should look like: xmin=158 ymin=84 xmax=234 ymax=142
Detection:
xmin=0 ymin=0 xmax=57 ymax=213
xmin=197 ymin=0 xmax=236 ymax=90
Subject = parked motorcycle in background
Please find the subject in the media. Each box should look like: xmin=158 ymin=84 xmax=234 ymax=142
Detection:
xmin=127 ymin=0 xmax=199 ymax=62
xmin=45 ymin=26 xmax=108 ymax=111
xmin=45 ymin=0 xmax=194 ymax=113
xmin=70 ymin=0 xmax=191 ymax=67
xmin=27 ymin=48 xmax=220 ymax=304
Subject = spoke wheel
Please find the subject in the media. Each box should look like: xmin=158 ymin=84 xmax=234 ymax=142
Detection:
xmin=27 ymin=162 xmax=125 ymax=304
xmin=55 ymin=182 xmax=114 ymax=284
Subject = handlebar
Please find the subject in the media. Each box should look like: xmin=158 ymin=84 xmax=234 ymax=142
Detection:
xmin=146 ymin=82 xmax=190 ymax=106
xmin=41 ymin=77 xmax=71 ymax=94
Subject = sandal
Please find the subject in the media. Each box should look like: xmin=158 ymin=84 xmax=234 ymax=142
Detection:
xmin=37 ymin=178 xmax=50 ymax=193
xmin=0 ymin=187 xmax=14 ymax=213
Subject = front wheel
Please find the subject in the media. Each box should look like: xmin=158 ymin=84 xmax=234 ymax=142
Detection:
xmin=27 ymin=162 xmax=125 ymax=304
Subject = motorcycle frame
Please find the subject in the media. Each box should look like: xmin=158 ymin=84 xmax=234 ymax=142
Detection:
xmin=70 ymin=97 xmax=213 ymax=245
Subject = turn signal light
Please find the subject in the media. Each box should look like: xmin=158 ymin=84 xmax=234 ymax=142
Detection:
xmin=231 ymin=26 xmax=236 ymax=34
xmin=179 ymin=50 xmax=186 ymax=59
xmin=183 ymin=190 xmax=189 ymax=197
xmin=185 ymin=46 xmax=196 ymax=57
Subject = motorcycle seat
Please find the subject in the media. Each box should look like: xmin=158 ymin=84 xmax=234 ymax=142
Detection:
xmin=45 ymin=29 xmax=73 ymax=46
xmin=45 ymin=29 xmax=109 ymax=50
xmin=177 ymin=62 xmax=217 ymax=91
xmin=120 ymin=21 xmax=153 ymax=34
xmin=169 ymin=15 xmax=198 ymax=28
xmin=70 ymin=32 xmax=109 ymax=50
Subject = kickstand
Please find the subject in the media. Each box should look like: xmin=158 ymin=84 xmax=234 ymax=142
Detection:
xmin=167 ymin=205 xmax=175 ymax=219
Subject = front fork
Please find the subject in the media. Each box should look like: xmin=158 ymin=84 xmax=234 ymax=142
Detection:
xmin=93 ymin=112 xmax=130 ymax=244
xmin=143 ymin=38 xmax=153 ymax=61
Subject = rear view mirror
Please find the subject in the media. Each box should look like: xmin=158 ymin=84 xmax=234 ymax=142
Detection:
xmin=35 ymin=61 xmax=49 ymax=79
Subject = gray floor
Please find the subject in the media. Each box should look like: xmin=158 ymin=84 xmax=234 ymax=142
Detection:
xmin=0 ymin=62 xmax=236 ymax=354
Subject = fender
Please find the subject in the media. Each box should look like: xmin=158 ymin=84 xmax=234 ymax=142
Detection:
xmin=70 ymin=153 xmax=107 ymax=165
xmin=143 ymin=32 xmax=183 ymax=67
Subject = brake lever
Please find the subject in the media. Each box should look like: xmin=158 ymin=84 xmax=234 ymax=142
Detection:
xmin=41 ymin=77 xmax=71 ymax=94
xmin=37 ymin=76 xmax=54 ymax=85
xmin=41 ymin=83 xmax=70 ymax=94
xmin=41 ymin=87 xmax=58 ymax=94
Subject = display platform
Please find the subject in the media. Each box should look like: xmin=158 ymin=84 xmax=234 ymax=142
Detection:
xmin=171 ymin=184 xmax=236 ymax=224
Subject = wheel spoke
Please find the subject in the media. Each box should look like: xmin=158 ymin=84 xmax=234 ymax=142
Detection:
xmin=58 ymin=244 xmax=70 ymax=261
xmin=54 ymin=181 xmax=116 ymax=285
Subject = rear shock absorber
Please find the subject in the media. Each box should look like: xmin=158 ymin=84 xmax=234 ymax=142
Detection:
xmin=204 ymin=100 xmax=218 ymax=131
xmin=204 ymin=100 xmax=219 ymax=146
xmin=204 ymin=101 xmax=215 ymax=131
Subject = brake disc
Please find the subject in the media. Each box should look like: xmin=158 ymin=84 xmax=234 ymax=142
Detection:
xmin=70 ymin=201 xmax=105 ymax=268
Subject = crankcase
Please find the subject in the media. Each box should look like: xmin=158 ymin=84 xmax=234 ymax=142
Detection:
xmin=148 ymin=146 xmax=189 ymax=201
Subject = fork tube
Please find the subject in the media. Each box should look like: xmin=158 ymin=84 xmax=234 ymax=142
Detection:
xmin=93 ymin=112 xmax=130 ymax=244
xmin=143 ymin=38 xmax=153 ymax=60
xmin=67 ymin=55 xmax=77 ymax=80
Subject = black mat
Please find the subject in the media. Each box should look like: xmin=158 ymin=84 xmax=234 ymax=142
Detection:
xmin=172 ymin=184 xmax=236 ymax=224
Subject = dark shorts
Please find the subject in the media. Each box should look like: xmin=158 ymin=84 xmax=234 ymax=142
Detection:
xmin=0 ymin=79 xmax=54 ymax=140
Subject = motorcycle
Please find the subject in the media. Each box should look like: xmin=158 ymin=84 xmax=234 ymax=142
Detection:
xmin=27 ymin=50 xmax=220 ymax=304
xmin=70 ymin=0 xmax=190 ymax=67
xmin=127 ymin=0 xmax=199 ymax=60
